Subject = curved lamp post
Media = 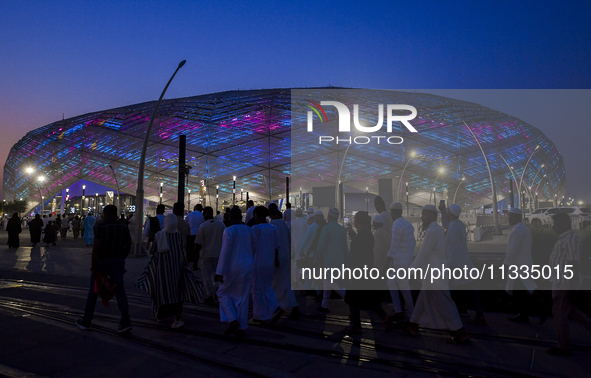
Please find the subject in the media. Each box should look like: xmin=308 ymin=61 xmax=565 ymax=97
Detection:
xmin=397 ymin=150 xmax=416 ymax=201
xmin=429 ymin=167 xmax=445 ymax=206
xmin=461 ymin=120 xmax=500 ymax=234
xmin=518 ymin=145 xmax=540 ymax=208
xmin=133 ymin=60 xmax=186 ymax=257
xmin=108 ymin=164 xmax=122 ymax=214
xmin=452 ymin=177 xmax=466 ymax=204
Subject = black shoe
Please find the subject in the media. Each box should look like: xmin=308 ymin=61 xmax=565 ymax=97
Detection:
xmin=271 ymin=307 xmax=285 ymax=322
xmin=317 ymin=306 xmax=330 ymax=313
xmin=224 ymin=320 xmax=240 ymax=336
xmin=75 ymin=319 xmax=89 ymax=330
xmin=508 ymin=314 xmax=529 ymax=323
xmin=118 ymin=324 xmax=132 ymax=333
xmin=546 ymin=347 xmax=573 ymax=356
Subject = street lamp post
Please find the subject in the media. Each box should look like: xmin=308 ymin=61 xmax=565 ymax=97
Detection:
xmin=108 ymin=164 xmax=121 ymax=214
xmin=188 ymin=189 xmax=191 ymax=211
xmin=365 ymin=187 xmax=369 ymax=212
xmin=134 ymin=60 xmax=186 ymax=257
xmin=462 ymin=120 xmax=500 ymax=234
xmin=452 ymin=177 xmax=466 ymax=204
xmin=216 ymin=185 xmax=219 ymax=213
xmin=95 ymin=193 xmax=98 ymax=215
xmin=518 ymin=145 xmax=540 ymax=208
xmin=159 ymin=182 xmax=163 ymax=205
xmin=429 ymin=168 xmax=445 ymax=206
xmin=232 ymin=177 xmax=238 ymax=205
xmin=405 ymin=182 xmax=409 ymax=216
xmin=82 ymin=185 xmax=86 ymax=215
xmin=397 ymin=151 xmax=416 ymax=201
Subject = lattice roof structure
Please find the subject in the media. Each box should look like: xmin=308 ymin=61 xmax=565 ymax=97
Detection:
xmin=4 ymin=88 xmax=565 ymax=212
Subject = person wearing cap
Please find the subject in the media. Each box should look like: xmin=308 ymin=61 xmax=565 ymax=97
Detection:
xmin=315 ymin=207 xmax=348 ymax=313
xmin=307 ymin=207 xmax=315 ymax=216
xmin=445 ymin=204 xmax=486 ymax=325
xmin=407 ymin=204 xmax=469 ymax=344
xmin=215 ymin=206 xmax=257 ymax=337
xmin=387 ymin=201 xmax=416 ymax=322
xmin=244 ymin=200 xmax=255 ymax=224
xmin=269 ymin=204 xmax=299 ymax=319
xmin=547 ymin=212 xmax=591 ymax=355
xmin=505 ymin=207 xmax=536 ymax=323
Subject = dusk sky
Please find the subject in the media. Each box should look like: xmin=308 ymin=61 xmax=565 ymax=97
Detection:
xmin=2 ymin=1 xmax=590 ymax=201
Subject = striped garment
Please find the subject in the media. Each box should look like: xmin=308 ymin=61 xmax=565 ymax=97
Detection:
xmin=549 ymin=229 xmax=582 ymax=288
xmin=136 ymin=231 xmax=204 ymax=317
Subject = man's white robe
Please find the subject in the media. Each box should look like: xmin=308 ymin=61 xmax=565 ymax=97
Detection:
xmin=409 ymin=221 xmax=463 ymax=331
xmin=216 ymin=223 xmax=256 ymax=330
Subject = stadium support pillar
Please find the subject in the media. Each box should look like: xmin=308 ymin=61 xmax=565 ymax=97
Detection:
xmin=286 ymin=177 xmax=289 ymax=206
xmin=178 ymin=135 xmax=186 ymax=208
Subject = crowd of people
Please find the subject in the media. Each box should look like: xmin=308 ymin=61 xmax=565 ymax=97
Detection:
xmin=3 ymin=195 xmax=589 ymax=356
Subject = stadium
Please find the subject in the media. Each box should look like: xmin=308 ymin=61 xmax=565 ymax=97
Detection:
xmin=3 ymin=88 xmax=565 ymax=215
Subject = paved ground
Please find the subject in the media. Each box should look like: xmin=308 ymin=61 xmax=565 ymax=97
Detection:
xmin=0 ymin=230 xmax=589 ymax=377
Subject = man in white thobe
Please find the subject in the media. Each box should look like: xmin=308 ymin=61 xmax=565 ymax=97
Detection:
xmin=251 ymin=206 xmax=281 ymax=323
xmin=270 ymin=204 xmax=299 ymax=318
xmin=194 ymin=206 xmax=225 ymax=306
xmin=387 ymin=202 xmax=416 ymax=321
xmin=505 ymin=207 xmax=536 ymax=323
xmin=408 ymin=205 xmax=468 ymax=344
xmin=215 ymin=206 xmax=256 ymax=336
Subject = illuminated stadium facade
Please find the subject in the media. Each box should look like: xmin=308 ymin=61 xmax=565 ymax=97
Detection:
xmin=3 ymin=88 xmax=565 ymax=214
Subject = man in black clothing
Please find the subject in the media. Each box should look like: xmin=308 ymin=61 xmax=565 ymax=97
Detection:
xmin=76 ymin=205 xmax=132 ymax=333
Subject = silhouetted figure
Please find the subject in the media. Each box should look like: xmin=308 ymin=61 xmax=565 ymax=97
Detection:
xmin=6 ymin=213 xmax=22 ymax=248
xmin=29 ymin=214 xmax=44 ymax=247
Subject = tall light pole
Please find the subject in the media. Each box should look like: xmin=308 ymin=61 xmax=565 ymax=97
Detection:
xmin=397 ymin=151 xmax=416 ymax=201
xmin=462 ymin=120 xmax=500 ymax=234
xmin=134 ymin=60 xmax=186 ymax=257
xmin=95 ymin=193 xmax=98 ymax=215
xmin=429 ymin=167 xmax=445 ymax=206
xmin=82 ymin=185 xmax=86 ymax=215
xmin=518 ymin=145 xmax=540 ymax=208
xmin=405 ymin=182 xmax=409 ymax=215
xmin=216 ymin=185 xmax=219 ymax=213
xmin=108 ymin=164 xmax=121 ymax=214
xmin=452 ymin=177 xmax=466 ymax=204
xmin=159 ymin=182 xmax=163 ymax=204
xmin=187 ymin=189 xmax=191 ymax=211
xmin=365 ymin=186 xmax=369 ymax=212
xmin=232 ymin=176 xmax=236 ymax=206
